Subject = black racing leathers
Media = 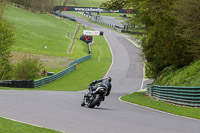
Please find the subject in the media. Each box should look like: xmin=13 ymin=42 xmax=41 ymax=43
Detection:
xmin=89 ymin=78 xmax=112 ymax=96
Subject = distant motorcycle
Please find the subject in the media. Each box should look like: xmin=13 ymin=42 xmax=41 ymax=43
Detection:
xmin=81 ymin=77 xmax=112 ymax=108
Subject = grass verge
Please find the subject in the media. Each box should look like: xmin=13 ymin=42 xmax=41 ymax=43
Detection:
xmin=5 ymin=5 xmax=87 ymax=58
xmin=0 ymin=35 xmax=112 ymax=91
xmin=154 ymin=60 xmax=200 ymax=87
xmin=0 ymin=117 xmax=61 ymax=133
xmin=121 ymin=91 xmax=200 ymax=120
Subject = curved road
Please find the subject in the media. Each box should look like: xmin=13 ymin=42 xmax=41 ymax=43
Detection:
xmin=0 ymin=15 xmax=200 ymax=133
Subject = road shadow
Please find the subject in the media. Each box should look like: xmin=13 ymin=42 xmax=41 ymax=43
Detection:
xmin=81 ymin=106 xmax=115 ymax=111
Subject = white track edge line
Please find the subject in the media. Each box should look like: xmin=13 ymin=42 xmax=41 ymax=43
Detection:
xmin=103 ymin=34 xmax=114 ymax=77
xmin=140 ymin=63 xmax=145 ymax=90
xmin=118 ymin=95 xmax=200 ymax=122
xmin=119 ymin=36 xmax=200 ymax=122
xmin=0 ymin=115 xmax=65 ymax=133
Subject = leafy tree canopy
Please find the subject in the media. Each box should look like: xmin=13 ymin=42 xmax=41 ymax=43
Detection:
xmin=102 ymin=0 xmax=200 ymax=78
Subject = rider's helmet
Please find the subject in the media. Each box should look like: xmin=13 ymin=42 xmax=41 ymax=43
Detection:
xmin=107 ymin=77 xmax=112 ymax=82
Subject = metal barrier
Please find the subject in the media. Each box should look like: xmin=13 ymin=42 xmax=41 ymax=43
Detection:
xmin=68 ymin=54 xmax=91 ymax=67
xmin=53 ymin=11 xmax=76 ymax=21
xmin=34 ymin=54 xmax=92 ymax=88
xmin=146 ymin=85 xmax=200 ymax=107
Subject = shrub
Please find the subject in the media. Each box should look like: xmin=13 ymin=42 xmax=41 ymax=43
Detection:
xmin=0 ymin=0 xmax=14 ymax=80
xmin=13 ymin=56 xmax=44 ymax=80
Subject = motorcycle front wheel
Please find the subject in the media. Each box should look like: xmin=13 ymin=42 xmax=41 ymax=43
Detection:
xmin=88 ymin=94 xmax=101 ymax=108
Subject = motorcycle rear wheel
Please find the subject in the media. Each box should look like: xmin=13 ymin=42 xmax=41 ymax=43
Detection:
xmin=88 ymin=94 xmax=101 ymax=108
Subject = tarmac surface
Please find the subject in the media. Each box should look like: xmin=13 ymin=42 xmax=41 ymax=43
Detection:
xmin=0 ymin=14 xmax=200 ymax=133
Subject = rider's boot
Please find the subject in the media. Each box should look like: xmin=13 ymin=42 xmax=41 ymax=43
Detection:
xmin=97 ymin=102 xmax=101 ymax=107
xmin=81 ymin=99 xmax=85 ymax=106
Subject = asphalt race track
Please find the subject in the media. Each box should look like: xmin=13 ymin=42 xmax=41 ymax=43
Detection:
xmin=0 ymin=14 xmax=200 ymax=133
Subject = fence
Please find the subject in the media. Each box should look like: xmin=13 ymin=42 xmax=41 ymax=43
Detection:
xmin=53 ymin=11 xmax=76 ymax=21
xmin=34 ymin=64 xmax=76 ymax=88
xmin=146 ymin=85 xmax=200 ymax=107
xmin=0 ymin=80 xmax=34 ymax=88
xmin=34 ymin=54 xmax=92 ymax=88
xmin=68 ymin=54 xmax=91 ymax=67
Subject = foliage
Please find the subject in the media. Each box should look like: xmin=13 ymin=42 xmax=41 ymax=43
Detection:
xmin=172 ymin=0 xmax=200 ymax=59
xmin=0 ymin=0 xmax=14 ymax=80
xmin=154 ymin=59 xmax=200 ymax=87
xmin=102 ymin=0 xmax=200 ymax=78
xmin=57 ymin=0 xmax=108 ymax=7
xmin=101 ymin=0 xmax=129 ymax=9
xmin=8 ymin=0 xmax=56 ymax=13
xmin=13 ymin=56 xmax=44 ymax=80
xmin=0 ymin=0 xmax=5 ymax=17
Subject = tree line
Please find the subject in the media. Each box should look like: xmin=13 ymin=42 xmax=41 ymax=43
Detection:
xmin=0 ymin=0 xmax=44 ymax=81
xmin=0 ymin=0 xmax=14 ymax=80
xmin=8 ymin=0 xmax=57 ymax=13
xmin=102 ymin=0 xmax=200 ymax=78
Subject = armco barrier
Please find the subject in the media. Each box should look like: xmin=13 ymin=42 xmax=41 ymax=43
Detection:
xmin=0 ymin=80 xmax=34 ymax=88
xmin=34 ymin=64 xmax=76 ymax=88
xmin=146 ymin=85 xmax=200 ymax=107
xmin=68 ymin=54 xmax=91 ymax=67
xmin=34 ymin=54 xmax=92 ymax=88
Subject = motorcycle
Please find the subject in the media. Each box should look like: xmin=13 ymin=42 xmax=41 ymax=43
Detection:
xmin=81 ymin=85 xmax=108 ymax=108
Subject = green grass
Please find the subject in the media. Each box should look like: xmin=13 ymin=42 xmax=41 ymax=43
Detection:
xmin=32 ymin=35 xmax=112 ymax=91
xmin=5 ymin=5 xmax=87 ymax=58
xmin=121 ymin=91 xmax=200 ymax=120
xmin=0 ymin=35 xmax=112 ymax=91
xmin=0 ymin=117 xmax=61 ymax=133
xmin=57 ymin=0 xmax=108 ymax=7
xmin=154 ymin=60 xmax=200 ymax=87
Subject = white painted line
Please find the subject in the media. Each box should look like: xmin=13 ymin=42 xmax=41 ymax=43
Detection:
xmin=0 ymin=116 xmax=65 ymax=133
xmin=120 ymin=36 xmax=200 ymax=122
xmin=124 ymin=35 xmax=145 ymax=91
xmin=126 ymin=38 xmax=141 ymax=49
xmin=140 ymin=63 xmax=145 ymax=90
xmin=119 ymin=94 xmax=200 ymax=122
xmin=103 ymin=34 xmax=114 ymax=78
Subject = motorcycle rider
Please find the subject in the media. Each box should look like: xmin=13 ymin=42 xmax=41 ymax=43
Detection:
xmin=88 ymin=77 xmax=112 ymax=96
xmin=81 ymin=77 xmax=112 ymax=107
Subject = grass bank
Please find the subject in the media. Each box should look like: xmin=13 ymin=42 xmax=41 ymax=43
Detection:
xmin=0 ymin=35 xmax=112 ymax=91
xmin=121 ymin=91 xmax=200 ymax=120
xmin=5 ymin=5 xmax=88 ymax=58
xmin=121 ymin=59 xmax=200 ymax=119
xmin=29 ymin=35 xmax=112 ymax=91
xmin=0 ymin=117 xmax=61 ymax=133
xmin=4 ymin=5 xmax=90 ymax=75
xmin=153 ymin=60 xmax=200 ymax=87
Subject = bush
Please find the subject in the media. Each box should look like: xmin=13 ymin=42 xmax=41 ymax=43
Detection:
xmin=8 ymin=0 xmax=56 ymax=13
xmin=0 ymin=0 xmax=14 ymax=80
xmin=13 ymin=56 xmax=44 ymax=80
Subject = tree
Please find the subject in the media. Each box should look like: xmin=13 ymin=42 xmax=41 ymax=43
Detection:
xmin=0 ymin=0 xmax=5 ymax=17
xmin=172 ymin=0 xmax=200 ymax=59
xmin=102 ymin=0 xmax=200 ymax=77
xmin=0 ymin=0 xmax=14 ymax=80
xmin=8 ymin=0 xmax=57 ymax=13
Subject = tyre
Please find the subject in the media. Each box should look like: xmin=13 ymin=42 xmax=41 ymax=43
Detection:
xmin=88 ymin=94 xmax=101 ymax=108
